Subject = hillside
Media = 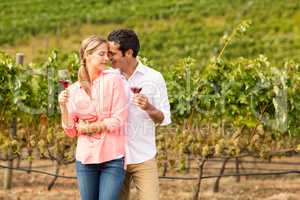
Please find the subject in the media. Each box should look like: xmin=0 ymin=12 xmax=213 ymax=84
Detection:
xmin=1 ymin=0 xmax=299 ymax=66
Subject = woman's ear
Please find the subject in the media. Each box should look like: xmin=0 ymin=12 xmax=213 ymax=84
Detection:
xmin=85 ymin=54 xmax=92 ymax=65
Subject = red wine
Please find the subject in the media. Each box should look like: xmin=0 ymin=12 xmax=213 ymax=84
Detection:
xmin=59 ymin=80 xmax=70 ymax=89
xmin=130 ymin=87 xmax=142 ymax=94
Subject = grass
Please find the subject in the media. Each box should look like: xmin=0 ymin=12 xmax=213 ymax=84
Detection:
xmin=1 ymin=156 xmax=300 ymax=200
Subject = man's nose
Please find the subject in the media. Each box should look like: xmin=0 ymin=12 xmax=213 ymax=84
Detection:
xmin=108 ymin=52 xmax=113 ymax=59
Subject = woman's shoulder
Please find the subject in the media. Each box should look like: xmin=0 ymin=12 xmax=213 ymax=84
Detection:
xmin=103 ymin=68 xmax=121 ymax=75
xmin=103 ymin=69 xmax=123 ymax=82
xmin=67 ymin=81 xmax=80 ymax=91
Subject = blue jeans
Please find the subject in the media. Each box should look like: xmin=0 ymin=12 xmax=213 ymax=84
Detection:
xmin=76 ymin=157 xmax=125 ymax=200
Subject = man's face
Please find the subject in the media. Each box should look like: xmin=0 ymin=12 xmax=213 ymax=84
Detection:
xmin=108 ymin=41 xmax=127 ymax=70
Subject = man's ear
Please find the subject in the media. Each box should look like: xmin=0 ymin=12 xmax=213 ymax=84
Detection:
xmin=125 ymin=49 xmax=134 ymax=57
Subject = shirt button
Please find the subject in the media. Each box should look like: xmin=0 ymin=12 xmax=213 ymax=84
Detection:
xmin=89 ymin=140 xmax=94 ymax=147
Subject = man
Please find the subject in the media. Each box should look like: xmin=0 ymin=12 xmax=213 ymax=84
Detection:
xmin=108 ymin=29 xmax=171 ymax=200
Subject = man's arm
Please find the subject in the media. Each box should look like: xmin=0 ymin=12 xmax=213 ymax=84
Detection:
xmin=133 ymin=94 xmax=164 ymax=124
xmin=133 ymin=73 xmax=171 ymax=125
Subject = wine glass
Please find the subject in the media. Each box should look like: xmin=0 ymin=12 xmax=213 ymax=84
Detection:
xmin=59 ymin=80 xmax=70 ymax=89
xmin=130 ymin=87 xmax=142 ymax=94
xmin=58 ymin=69 xmax=71 ymax=89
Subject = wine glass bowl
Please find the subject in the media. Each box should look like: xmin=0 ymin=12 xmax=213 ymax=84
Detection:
xmin=58 ymin=69 xmax=71 ymax=89
xmin=130 ymin=87 xmax=142 ymax=94
xmin=59 ymin=80 xmax=70 ymax=89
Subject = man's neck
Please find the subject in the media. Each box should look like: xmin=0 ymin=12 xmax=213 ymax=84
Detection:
xmin=121 ymin=59 xmax=139 ymax=80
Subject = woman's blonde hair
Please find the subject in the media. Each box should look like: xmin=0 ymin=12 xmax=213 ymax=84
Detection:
xmin=79 ymin=35 xmax=106 ymax=96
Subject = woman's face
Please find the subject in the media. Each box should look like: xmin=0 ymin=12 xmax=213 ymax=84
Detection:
xmin=86 ymin=42 xmax=109 ymax=75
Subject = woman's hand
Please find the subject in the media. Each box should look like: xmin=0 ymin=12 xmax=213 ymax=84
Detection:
xmin=76 ymin=120 xmax=89 ymax=135
xmin=58 ymin=89 xmax=75 ymax=128
xmin=76 ymin=120 xmax=107 ymax=136
xmin=58 ymin=89 xmax=69 ymax=108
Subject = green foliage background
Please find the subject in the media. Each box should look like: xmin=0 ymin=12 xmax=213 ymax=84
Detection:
xmin=0 ymin=0 xmax=299 ymax=172
xmin=1 ymin=0 xmax=300 ymax=66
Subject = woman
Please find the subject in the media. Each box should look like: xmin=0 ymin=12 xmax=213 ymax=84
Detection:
xmin=58 ymin=35 xmax=128 ymax=200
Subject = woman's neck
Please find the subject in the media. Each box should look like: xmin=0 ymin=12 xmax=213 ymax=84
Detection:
xmin=89 ymin=69 xmax=102 ymax=81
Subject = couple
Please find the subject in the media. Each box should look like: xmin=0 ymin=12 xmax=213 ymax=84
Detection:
xmin=58 ymin=29 xmax=171 ymax=200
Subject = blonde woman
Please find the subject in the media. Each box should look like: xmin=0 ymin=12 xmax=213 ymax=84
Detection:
xmin=58 ymin=35 xmax=128 ymax=200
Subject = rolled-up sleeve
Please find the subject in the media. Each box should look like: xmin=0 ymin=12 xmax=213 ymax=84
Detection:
xmin=154 ymin=73 xmax=171 ymax=126
xmin=103 ymin=76 xmax=129 ymax=132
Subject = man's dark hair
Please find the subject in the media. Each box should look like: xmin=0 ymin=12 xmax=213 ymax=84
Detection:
xmin=108 ymin=29 xmax=140 ymax=57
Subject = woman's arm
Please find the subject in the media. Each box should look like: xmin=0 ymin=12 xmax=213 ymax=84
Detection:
xmin=75 ymin=75 xmax=128 ymax=134
xmin=76 ymin=120 xmax=107 ymax=135
xmin=59 ymin=89 xmax=77 ymax=138
xmin=102 ymin=75 xmax=128 ymax=132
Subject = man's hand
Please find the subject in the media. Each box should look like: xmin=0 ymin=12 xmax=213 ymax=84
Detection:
xmin=132 ymin=94 xmax=164 ymax=124
xmin=132 ymin=93 xmax=151 ymax=111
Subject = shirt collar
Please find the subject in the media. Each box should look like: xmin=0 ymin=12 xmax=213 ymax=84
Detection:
xmin=134 ymin=61 xmax=146 ymax=75
xmin=92 ymin=71 xmax=106 ymax=84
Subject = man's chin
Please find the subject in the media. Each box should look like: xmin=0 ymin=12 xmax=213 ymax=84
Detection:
xmin=111 ymin=64 xmax=120 ymax=69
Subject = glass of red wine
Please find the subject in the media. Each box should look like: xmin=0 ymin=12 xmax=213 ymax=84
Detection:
xmin=59 ymin=80 xmax=70 ymax=89
xmin=58 ymin=69 xmax=71 ymax=89
xmin=130 ymin=87 xmax=142 ymax=94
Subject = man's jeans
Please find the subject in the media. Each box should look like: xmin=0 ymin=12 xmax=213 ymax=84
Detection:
xmin=76 ymin=157 xmax=125 ymax=200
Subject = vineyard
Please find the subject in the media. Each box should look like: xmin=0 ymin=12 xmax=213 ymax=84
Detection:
xmin=1 ymin=0 xmax=300 ymax=199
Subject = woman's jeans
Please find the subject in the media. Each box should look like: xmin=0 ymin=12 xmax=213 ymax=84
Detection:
xmin=76 ymin=157 xmax=125 ymax=200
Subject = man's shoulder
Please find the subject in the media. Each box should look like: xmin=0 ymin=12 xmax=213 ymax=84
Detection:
xmin=140 ymin=63 xmax=164 ymax=80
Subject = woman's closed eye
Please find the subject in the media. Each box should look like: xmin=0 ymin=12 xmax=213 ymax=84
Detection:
xmin=96 ymin=51 xmax=107 ymax=57
xmin=98 ymin=52 xmax=106 ymax=56
xmin=92 ymin=50 xmax=108 ymax=57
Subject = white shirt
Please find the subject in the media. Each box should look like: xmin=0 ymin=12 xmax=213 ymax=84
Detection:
xmin=123 ymin=62 xmax=171 ymax=164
